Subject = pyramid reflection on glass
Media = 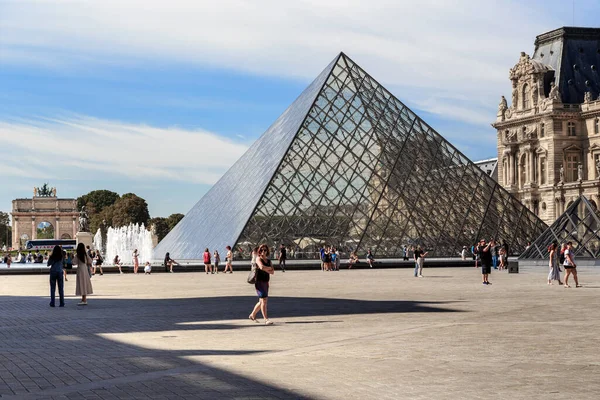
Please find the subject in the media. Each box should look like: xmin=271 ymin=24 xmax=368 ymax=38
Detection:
xmin=520 ymin=195 xmax=600 ymax=259
xmin=154 ymin=53 xmax=546 ymax=260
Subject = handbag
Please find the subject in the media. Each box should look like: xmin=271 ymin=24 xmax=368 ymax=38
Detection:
xmin=247 ymin=264 xmax=257 ymax=284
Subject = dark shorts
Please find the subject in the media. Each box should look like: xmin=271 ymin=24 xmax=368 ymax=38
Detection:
xmin=481 ymin=264 xmax=491 ymax=274
xmin=564 ymin=265 xmax=575 ymax=269
xmin=255 ymin=281 xmax=269 ymax=298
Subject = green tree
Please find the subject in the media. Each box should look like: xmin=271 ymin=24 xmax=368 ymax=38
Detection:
xmin=77 ymin=190 xmax=120 ymax=213
xmin=77 ymin=190 xmax=120 ymax=232
xmin=111 ymin=193 xmax=150 ymax=227
xmin=37 ymin=223 xmax=55 ymax=239
xmin=149 ymin=217 xmax=169 ymax=242
xmin=166 ymin=213 xmax=184 ymax=230
xmin=0 ymin=211 xmax=12 ymax=248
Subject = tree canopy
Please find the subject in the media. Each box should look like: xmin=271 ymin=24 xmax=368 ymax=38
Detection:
xmin=111 ymin=193 xmax=151 ymax=227
xmin=77 ymin=190 xmax=182 ymax=240
xmin=77 ymin=190 xmax=120 ymax=214
xmin=166 ymin=213 xmax=184 ymax=230
xmin=0 ymin=211 xmax=11 ymax=248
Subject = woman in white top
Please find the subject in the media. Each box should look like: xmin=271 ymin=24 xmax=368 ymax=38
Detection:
xmin=223 ymin=245 xmax=233 ymax=273
xmin=563 ymin=242 xmax=581 ymax=288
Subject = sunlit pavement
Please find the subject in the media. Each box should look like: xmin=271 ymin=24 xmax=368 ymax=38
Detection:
xmin=0 ymin=266 xmax=599 ymax=399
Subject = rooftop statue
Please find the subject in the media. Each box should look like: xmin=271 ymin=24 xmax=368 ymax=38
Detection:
xmin=35 ymin=183 xmax=56 ymax=197
xmin=79 ymin=206 xmax=90 ymax=233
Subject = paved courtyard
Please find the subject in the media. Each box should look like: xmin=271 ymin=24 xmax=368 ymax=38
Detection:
xmin=0 ymin=266 xmax=599 ymax=399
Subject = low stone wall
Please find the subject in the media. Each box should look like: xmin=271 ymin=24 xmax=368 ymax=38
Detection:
xmin=0 ymin=258 xmax=475 ymax=275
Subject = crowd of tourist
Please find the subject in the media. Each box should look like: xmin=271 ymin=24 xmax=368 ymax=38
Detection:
xmin=6 ymin=236 xmax=581 ymax=328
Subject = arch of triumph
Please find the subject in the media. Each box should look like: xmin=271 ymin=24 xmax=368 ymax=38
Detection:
xmin=11 ymin=187 xmax=79 ymax=249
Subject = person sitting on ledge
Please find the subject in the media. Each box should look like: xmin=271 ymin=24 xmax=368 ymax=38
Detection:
xmin=348 ymin=252 xmax=359 ymax=269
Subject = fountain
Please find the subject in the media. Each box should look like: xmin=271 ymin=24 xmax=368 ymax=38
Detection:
xmin=105 ymin=223 xmax=154 ymax=265
xmin=93 ymin=229 xmax=103 ymax=254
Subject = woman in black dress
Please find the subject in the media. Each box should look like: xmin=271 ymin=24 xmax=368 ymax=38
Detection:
xmin=249 ymin=244 xmax=275 ymax=325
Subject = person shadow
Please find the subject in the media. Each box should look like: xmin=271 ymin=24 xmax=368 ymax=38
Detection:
xmin=0 ymin=295 xmax=463 ymax=399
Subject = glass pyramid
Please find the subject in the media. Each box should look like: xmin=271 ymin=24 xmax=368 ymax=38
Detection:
xmin=519 ymin=195 xmax=600 ymax=259
xmin=155 ymin=53 xmax=547 ymax=260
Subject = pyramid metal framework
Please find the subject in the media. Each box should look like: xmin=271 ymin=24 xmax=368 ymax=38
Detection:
xmin=155 ymin=53 xmax=547 ymax=260
xmin=520 ymin=195 xmax=600 ymax=259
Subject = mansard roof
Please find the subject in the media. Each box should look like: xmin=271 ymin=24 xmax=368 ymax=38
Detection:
xmin=532 ymin=27 xmax=600 ymax=104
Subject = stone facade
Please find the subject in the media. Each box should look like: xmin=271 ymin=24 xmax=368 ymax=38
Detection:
xmin=11 ymin=193 xmax=79 ymax=249
xmin=494 ymin=27 xmax=600 ymax=226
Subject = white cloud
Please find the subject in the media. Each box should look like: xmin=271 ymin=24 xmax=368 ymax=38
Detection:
xmin=0 ymin=116 xmax=248 ymax=184
xmin=0 ymin=0 xmax=563 ymax=126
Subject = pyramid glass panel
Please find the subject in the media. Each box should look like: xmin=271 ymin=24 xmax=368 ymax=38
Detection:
xmin=156 ymin=53 xmax=547 ymax=260
xmin=520 ymin=195 xmax=600 ymax=259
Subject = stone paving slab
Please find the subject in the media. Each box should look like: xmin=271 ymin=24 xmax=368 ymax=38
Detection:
xmin=0 ymin=267 xmax=599 ymax=399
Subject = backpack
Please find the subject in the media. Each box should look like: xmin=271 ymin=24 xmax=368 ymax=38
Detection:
xmin=559 ymin=249 xmax=565 ymax=265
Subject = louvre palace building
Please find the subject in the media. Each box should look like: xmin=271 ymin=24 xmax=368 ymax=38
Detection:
xmin=494 ymin=27 xmax=600 ymax=226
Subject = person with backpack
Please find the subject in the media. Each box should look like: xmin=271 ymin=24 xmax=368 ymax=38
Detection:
xmin=559 ymin=243 xmax=566 ymax=266
xmin=203 ymin=248 xmax=212 ymax=274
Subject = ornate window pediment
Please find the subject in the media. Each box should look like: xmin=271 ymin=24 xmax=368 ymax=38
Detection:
xmin=563 ymin=144 xmax=582 ymax=154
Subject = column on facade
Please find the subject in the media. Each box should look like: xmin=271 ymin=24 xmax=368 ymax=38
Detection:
xmin=31 ymin=218 xmax=36 ymax=240
xmin=530 ymin=149 xmax=536 ymax=184
xmin=13 ymin=218 xmax=18 ymax=249
xmin=55 ymin=216 xmax=60 ymax=240
xmin=508 ymin=153 xmax=514 ymax=185
xmin=72 ymin=218 xmax=77 ymax=237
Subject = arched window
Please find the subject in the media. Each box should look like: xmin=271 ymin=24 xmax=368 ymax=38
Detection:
xmin=540 ymin=123 xmax=545 ymax=137
xmin=60 ymin=233 xmax=71 ymax=240
xmin=567 ymin=121 xmax=576 ymax=136
xmin=595 ymin=118 xmax=599 ymax=135
xmin=522 ymin=84 xmax=530 ymax=109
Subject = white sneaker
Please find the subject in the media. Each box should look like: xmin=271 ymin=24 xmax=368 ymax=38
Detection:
xmin=265 ymin=319 xmax=273 ymax=325
xmin=418 ymin=275 xmax=424 ymax=278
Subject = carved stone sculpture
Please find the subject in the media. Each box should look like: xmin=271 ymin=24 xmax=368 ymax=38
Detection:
xmin=578 ymin=164 xmax=583 ymax=181
xmin=498 ymin=96 xmax=508 ymax=120
xmin=584 ymin=91 xmax=592 ymax=103
xmin=51 ymin=187 xmax=57 ymax=197
xmin=79 ymin=206 xmax=90 ymax=233
xmin=595 ymin=159 xmax=600 ymax=180
xmin=559 ymin=165 xmax=564 ymax=183
xmin=33 ymin=187 xmax=37 ymax=197
xmin=548 ymin=82 xmax=560 ymax=101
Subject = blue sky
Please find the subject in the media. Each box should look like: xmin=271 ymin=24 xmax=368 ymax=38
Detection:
xmin=1 ymin=0 xmax=599 ymax=221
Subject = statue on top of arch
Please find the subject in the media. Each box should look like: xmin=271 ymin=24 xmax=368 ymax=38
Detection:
xmin=34 ymin=183 xmax=56 ymax=197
